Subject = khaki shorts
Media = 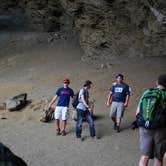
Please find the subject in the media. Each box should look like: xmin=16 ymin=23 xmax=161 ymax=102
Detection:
xmin=139 ymin=127 xmax=166 ymax=160
xmin=109 ymin=102 xmax=125 ymax=118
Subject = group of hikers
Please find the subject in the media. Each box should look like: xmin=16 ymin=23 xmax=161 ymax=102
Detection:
xmin=47 ymin=73 xmax=166 ymax=166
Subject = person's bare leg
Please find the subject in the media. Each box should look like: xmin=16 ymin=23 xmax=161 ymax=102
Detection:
xmin=153 ymin=158 xmax=162 ymax=166
xmin=62 ymin=120 xmax=67 ymax=131
xmin=139 ymin=156 xmax=149 ymax=166
xmin=116 ymin=118 xmax=121 ymax=126
xmin=164 ymin=152 xmax=166 ymax=162
xmin=61 ymin=120 xmax=67 ymax=136
xmin=116 ymin=118 xmax=121 ymax=132
xmin=111 ymin=117 xmax=116 ymax=123
xmin=111 ymin=117 xmax=117 ymax=130
xmin=56 ymin=119 xmax=60 ymax=130
xmin=55 ymin=119 xmax=60 ymax=135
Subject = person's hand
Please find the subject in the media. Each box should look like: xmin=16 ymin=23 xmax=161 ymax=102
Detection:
xmin=88 ymin=107 xmax=92 ymax=113
xmin=124 ymin=102 xmax=128 ymax=107
xmin=106 ymin=101 xmax=110 ymax=107
xmin=47 ymin=106 xmax=51 ymax=111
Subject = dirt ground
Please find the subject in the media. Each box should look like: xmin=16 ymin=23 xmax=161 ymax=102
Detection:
xmin=0 ymin=32 xmax=166 ymax=166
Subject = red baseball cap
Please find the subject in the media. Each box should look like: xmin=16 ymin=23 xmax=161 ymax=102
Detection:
xmin=63 ymin=78 xmax=70 ymax=83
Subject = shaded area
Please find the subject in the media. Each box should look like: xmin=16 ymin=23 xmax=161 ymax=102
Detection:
xmin=0 ymin=143 xmax=27 ymax=166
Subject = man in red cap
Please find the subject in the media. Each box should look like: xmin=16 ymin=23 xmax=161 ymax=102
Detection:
xmin=48 ymin=78 xmax=74 ymax=136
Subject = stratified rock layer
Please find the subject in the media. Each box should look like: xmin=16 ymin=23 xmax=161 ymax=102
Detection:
xmin=0 ymin=0 xmax=165 ymax=60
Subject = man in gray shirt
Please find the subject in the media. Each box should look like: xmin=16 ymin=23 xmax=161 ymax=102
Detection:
xmin=76 ymin=80 xmax=97 ymax=140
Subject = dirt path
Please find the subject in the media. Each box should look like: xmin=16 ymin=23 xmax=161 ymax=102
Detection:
xmin=0 ymin=34 xmax=166 ymax=166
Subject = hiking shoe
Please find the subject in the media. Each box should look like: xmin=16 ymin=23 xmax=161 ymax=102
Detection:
xmin=114 ymin=123 xmax=117 ymax=130
xmin=116 ymin=126 xmax=120 ymax=133
xmin=91 ymin=135 xmax=100 ymax=140
xmin=61 ymin=130 xmax=66 ymax=136
xmin=77 ymin=137 xmax=84 ymax=141
xmin=56 ymin=129 xmax=61 ymax=136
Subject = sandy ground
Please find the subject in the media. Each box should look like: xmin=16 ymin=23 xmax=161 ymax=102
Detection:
xmin=0 ymin=33 xmax=166 ymax=166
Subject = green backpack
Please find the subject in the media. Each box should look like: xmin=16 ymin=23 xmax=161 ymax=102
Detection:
xmin=136 ymin=88 xmax=166 ymax=129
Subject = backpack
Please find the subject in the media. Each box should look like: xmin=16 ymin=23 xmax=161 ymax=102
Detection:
xmin=71 ymin=91 xmax=79 ymax=109
xmin=0 ymin=143 xmax=27 ymax=166
xmin=136 ymin=88 xmax=166 ymax=129
xmin=130 ymin=120 xmax=138 ymax=130
xmin=40 ymin=108 xmax=54 ymax=123
xmin=4 ymin=93 xmax=27 ymax=111
xmin=72 ymin=88 xmax=87 ymax=109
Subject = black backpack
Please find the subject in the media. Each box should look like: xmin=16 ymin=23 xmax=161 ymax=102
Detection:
xmin=72 ymin=88 xmax=87 ymax=109
xmin=136 ymin=88 xmax=166 ymax=129
xmin=0 ymin=143 xmax=27 ymax=166
xmin=72 ymin=91 xmax=79 ymax=109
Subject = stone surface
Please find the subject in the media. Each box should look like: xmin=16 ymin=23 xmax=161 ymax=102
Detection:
xmin=0 ymin=0 xmax=165 ymax=60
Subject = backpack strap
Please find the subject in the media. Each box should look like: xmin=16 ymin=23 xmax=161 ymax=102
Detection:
xmin=158 ymin=88 xmax=166 ymax=110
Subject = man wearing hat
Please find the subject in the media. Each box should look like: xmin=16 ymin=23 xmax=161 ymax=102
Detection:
xmin=106 ymin=74 xmax=131 ymax=132
xmin=48 ymin=78 xmax=74 ymax=136
xmin=76 ymin=80 xmax=97 ymax=140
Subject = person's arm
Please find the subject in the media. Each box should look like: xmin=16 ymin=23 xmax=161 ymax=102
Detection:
xmin=124 ymin=95 xmax=130 ymax=107
xmin=124 ymin=85 xmax=131 ymax=107
xmin=106 ymin=92 xmax=112 ymax=107
xmin=81 ymin=94 xmax=89 ymax=109
xmin=48 ymin=95 xmax=58 ymax=110
xmin=71 ymin=89 xmax=74 ymax=98
xmin=136 ymin=97 xmax=142 ymax=115
xmin=136 ymin=107 xmax=140 ymax=115
xmin=136 ymin=90 xmax=147 ymax=115
xmin=80 ymin=93 xmax=93 ymax=113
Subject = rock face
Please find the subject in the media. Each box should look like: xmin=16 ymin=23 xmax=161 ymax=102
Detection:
xmin=61 ymin=0 xmax=166 ymax=61
xmin=0 ymin=0 xmax=73 ymax=32
xmin=0 ymin=0 xmax=166 ymax=59
xmin=0 ymin=0 xmax=25 ymax=30
xmin=22 ymin=0 xmax=72 ymax=32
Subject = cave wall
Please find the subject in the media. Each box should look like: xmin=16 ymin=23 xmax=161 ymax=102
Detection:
xmin=0 ymin=0 xmax=73 ymax=32
xmin=0 ymin=0 xmax=165 ymax=58
xmin=60 ymin=0 xmax=166 ymax=59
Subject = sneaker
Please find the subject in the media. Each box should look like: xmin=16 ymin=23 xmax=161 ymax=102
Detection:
xmin=56 ymin=128 xmax=61 ymax=135
xmin=91 ymin=135 xmax=100 ymax=140
xmin=61 ymin=130 xmax=66 ymax=136
xmin=116 ymin=126 xmax=120 ymax=133
xmin=114 ymin=123 xmax=117 ymax=130
xmin=77 ymin=137 xmax=84 ymax=141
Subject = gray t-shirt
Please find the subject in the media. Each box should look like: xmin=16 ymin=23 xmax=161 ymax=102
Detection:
xmin=76 ymin=87 xmax=89 ymax=111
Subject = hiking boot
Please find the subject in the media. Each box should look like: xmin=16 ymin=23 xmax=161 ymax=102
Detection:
xmin=77 ymin=137 xmax=84 ymax=141
xmin=114 ymin=123 xmax=117 ymax=130
xmin=61 ymin=130 xmax=66 ymax=136
xmin=56 ymin=128 xmax=61 ymax=136
xmin=116 ymin=126 xmax=120 ymax=133
xmin=91 ymin=135 xmax=100 ymax=140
